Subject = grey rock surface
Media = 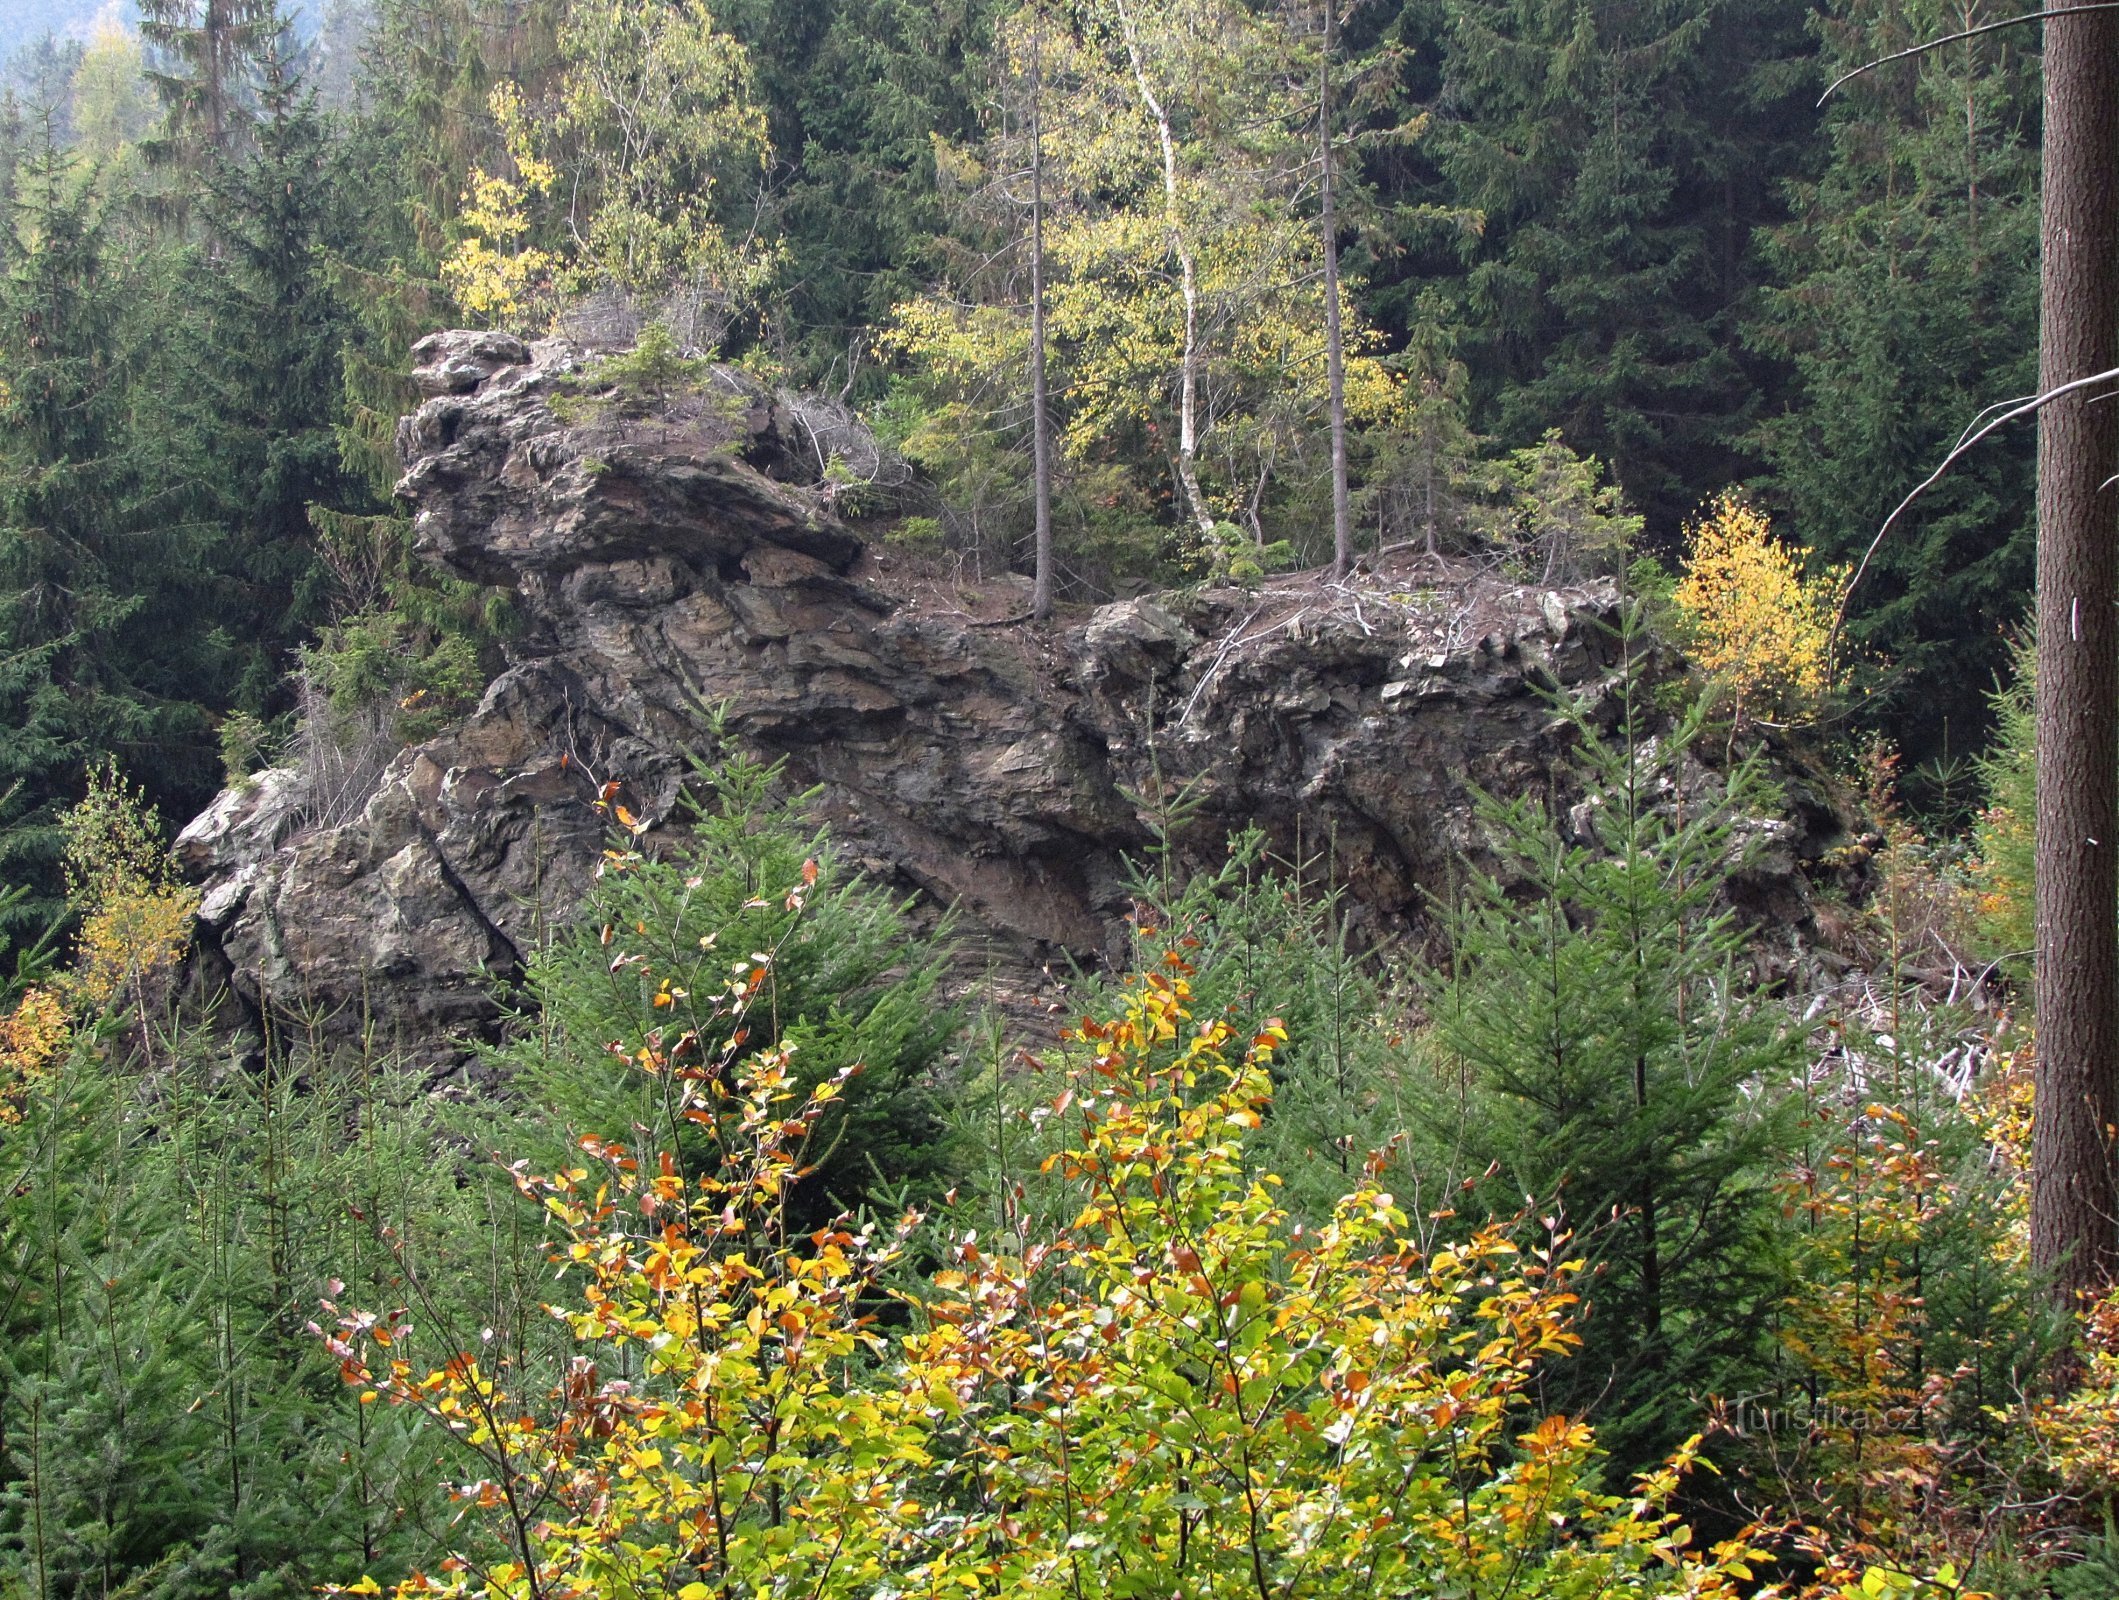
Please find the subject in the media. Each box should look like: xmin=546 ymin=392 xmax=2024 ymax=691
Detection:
xmin=183 ymin=330 xmax=1857 ymax=1051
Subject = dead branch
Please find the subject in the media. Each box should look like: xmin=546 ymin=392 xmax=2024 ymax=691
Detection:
xmin=1833 ymin=364 xmax=2119 ymax=655
xmin=1821 ymin=5 xmax=2119 ymax=104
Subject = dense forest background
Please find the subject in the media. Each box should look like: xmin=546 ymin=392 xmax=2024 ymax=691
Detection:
xmin=0 ymin=0 xmax=2047 ymax=932
xmin=4 ymin=6 xmax=2116 ymax=1599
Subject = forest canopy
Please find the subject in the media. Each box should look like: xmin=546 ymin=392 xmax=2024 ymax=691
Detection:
xmin=0 ymin=0 xmax=2047 ymax=889
xmin=2 ymin=5 xmax=2110 ymax=1598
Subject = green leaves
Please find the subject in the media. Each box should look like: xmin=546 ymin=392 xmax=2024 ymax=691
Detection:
xmin=345 ymin=963 xmax=1756 ymax=1600
xmin=888 ymin=0 xmax=1408 ymax=575
xmin=1422 ymin=609 xmax=1798 ymax=1467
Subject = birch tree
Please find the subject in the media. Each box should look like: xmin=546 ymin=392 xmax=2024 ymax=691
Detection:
xmin=441 ymin=0 xmax=777 ymax=334
xmin=894 ymin=0 xmax=1400 ymax=576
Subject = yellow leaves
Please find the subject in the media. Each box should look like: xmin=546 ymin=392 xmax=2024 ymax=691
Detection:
xmin=2028 ymin=1282 xmax=2119 ymax=1494
xmin=442 ymin=85 xmax=558 ymax=324
xmin=1760 ymin=1044 xmax=2033 ymax=1597
xmin=552 ymin=0 xmax=775 ymax=303
xmin=1673 ymin=493 xmax=1846 ymax=725
xmin=1839 ymin=1563 xmax=1986 ymax=1600
xmin=441 ymin=0 xmax=777 ymax=329
xmin=889 ymin=0 xmax=1405 ymax=531
xmin=68 ymin=882 xmax=200 ymax=1013
xmin=0 ymin=984 xmax=69 ymax=1116
xmin=325 ymin=957 xmax=1744 ymax=1600
xmin=4 ymin=764 xmax=200 ymax=1113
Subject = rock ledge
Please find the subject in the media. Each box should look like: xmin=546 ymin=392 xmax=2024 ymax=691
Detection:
xmin=179 ymin=330 xmax=1855 ymax=1049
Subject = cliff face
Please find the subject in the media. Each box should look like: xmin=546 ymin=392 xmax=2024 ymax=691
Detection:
xmin=177 ymin=331 xmax=1855 ymax=1052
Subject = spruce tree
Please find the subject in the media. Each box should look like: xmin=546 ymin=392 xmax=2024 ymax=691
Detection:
xmin=1108 ymin=827 xmax=1407 ymax=1229
xmin=2029 ymin=0 xmax=2119 ymax=1312
xmin=138 ymin=0 xmax=285 ymax=170
xmin=501 ymin=741 xmax=965 ymax=1231
xmin=0 ymin=139 xmax=219 ymax=929
xmin=0 ymin=37 xmax=84 ymax=152
xmin=1416 ymin=0 xmax=1813 ymax=534
xmin=1750 ymin=0 xmax=2040 ymax=765
xmin=724 ymin=0 xmax=990 ymax=382
xmin=0 ymin=1034 xmax=538 ymax=1599
xmin=0 ymin=903 xmax=544 ymax=1598
xmin=187 ymin=61 xmax=365 ymax=711
xmin=1421 ymin=613 xmax=1797 ymax=1468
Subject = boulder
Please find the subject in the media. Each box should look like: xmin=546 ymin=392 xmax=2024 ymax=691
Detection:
xmin=180 ymin=333 xmax=1860 ymax=1054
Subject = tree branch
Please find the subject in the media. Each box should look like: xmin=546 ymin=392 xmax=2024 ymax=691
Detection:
xmin=1833 ymin=365 xmax=2119 ymax=653
xmin=1821 ymin=5 xmax=2119 ymax=104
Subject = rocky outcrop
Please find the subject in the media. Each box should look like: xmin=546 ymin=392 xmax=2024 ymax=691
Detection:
xmin=178 ymin=330 xmax=1856 ymax=1052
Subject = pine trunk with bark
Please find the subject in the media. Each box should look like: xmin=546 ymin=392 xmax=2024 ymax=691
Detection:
xmin=2032 ymin=5 xmax=2119 ymax=1308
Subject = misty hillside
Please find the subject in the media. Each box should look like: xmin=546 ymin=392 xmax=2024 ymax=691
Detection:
xmin=2 ymin=0 xmax=322 ymax=63
xmin=2 ymin=0 xmax=131 ymax=56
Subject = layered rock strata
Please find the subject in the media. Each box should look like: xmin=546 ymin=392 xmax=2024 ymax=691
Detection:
xmin=178 ymin=331 xmax=1853 ymax=1051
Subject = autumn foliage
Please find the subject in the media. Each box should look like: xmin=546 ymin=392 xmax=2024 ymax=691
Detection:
xmin=1673 ymin=494 xmax=1845 ymax=726
xmin=322 ymin=947 xmax=1773 ymax=1599
xmin=0 ymin=762 xmax=197 ymax=1115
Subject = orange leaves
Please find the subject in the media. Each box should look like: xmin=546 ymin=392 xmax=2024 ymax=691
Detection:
xmin=896 ymin=967 xmax=1735 ymax=1597
xmin=1519 ymin=1410 xmax=1594 ymax=1464
xmin=1752 ymin=1047 xmax=2044 ymax=1599
xmin=320 ymin=963 xmax=1752 ymax=1600
xmin=2033 ymin=1287 xmax=2119 ymax=1494
xmin=313 ymin=903 xmax=930 ymax=1599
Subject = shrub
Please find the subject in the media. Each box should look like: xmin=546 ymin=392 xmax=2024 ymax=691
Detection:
xmin=499 ymin=738 xmax=964 ymax=1230
xmin=325 ymin=963 xmax=1771 ymax=1599
xmin=1070 ymin=824 xmax=1409 ymax=1229
xmin=4 ymin=764 xmax=197 ymax=1115
xmin=1673 ymin=494 xmax=1844 ymax=727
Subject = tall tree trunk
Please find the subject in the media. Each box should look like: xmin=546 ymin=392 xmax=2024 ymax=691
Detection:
xmin=1113 ymin=0 xmax=1217 ymax=545
xmin=1030 ymin=4 xmax=1057 ymax=621
xmin=2032 ymin=5 xmax=2119 ymax=1309
xmin=1320 ymin=0 xmax=1352 ymax=580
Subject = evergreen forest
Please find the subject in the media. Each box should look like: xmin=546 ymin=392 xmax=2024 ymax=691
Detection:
xmin=5 ymin=2 xmax=2119 ymax=1598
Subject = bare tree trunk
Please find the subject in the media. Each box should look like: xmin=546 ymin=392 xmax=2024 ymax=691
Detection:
xmin=1320 ymin=0 xmax=1352 ymax=580
xmin=206 ymin=0 xmax=225 ymax=152
xmin=1030 ymin=3 xmax=1057 ymax=621
xmin=2032 ymin=4 xmax=2119 ymax=1310
xmin=1113 ymin=0 xmax=1217 ymax=544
